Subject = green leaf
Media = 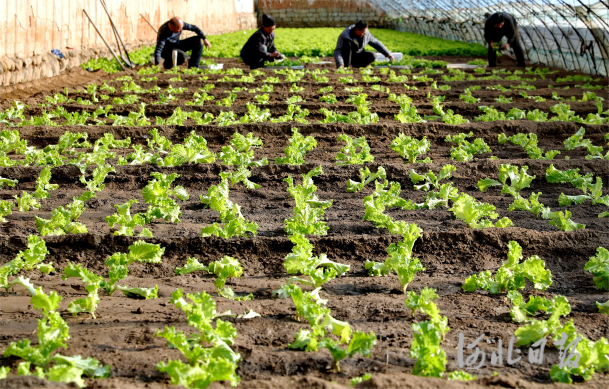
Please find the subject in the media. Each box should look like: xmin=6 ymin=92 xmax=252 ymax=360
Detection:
xmin=46 ymin=365 xmax=85 ymax=388
xmin=584 ymin=247 xmax=609 ymax=290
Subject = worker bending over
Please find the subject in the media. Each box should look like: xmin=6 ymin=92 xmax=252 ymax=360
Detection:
xmin=240 ymin=14 xmax=283 ymax=69
xmin=153 ymin=17 xmax=211 ymax=69
xmin=334 ymin=20 xmax=394 ymax=68
xmin=484 ymin=12 xmax=526 ymax=67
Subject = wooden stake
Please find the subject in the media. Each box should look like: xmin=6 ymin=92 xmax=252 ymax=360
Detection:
xmin=83 ymin=10 xmax=125 ymax=71
xmin=141 ymin=14 xmax=158 ymax=33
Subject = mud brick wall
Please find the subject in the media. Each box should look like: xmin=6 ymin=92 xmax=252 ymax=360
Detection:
xmin=256 ymin=0 xmax=387 ymax=28
xmin=0 ymin=0 xmax=256 ymax=87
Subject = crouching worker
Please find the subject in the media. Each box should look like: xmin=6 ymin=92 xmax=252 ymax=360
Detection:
xmin=334 ymin=20 xmax=394 ymax=68
xmin=484 ymin=12 xmax=526 ymax=67
xmin=153 ymin=17 xmax=211 ymax=69
xmin=240 ymin=14 xmax=283 ymax=69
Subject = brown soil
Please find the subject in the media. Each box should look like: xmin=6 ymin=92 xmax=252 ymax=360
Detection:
xmin=0 ymin=56 xmax=608 ymax=389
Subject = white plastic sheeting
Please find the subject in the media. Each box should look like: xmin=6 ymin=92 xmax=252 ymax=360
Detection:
xmin=367 ymin=0 xmax=609 ymax=77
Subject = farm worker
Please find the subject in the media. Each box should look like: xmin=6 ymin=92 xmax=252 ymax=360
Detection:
xmin=153 ymin=17 xmax=212 ymax=69
xmin=484 ymin=12 xmax=526 ymax=67
xmin=240 ymin=14 xmax=283 ymax=70
xmin=334 ymin=20 xmax=394 ymax=68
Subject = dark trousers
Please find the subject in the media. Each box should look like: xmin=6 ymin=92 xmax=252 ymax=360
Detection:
xmin=488 ymin=33 xmax=526 ymax=67
xmin=342 ymin=40 xmax=376 ymax=68
xmin=160 ymin=36 xmax=203 ymax=69
xmin=242 ymin=45 xmax=272 ymax=69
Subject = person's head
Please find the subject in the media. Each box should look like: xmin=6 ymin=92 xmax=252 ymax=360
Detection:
xmin=489 ymin=13 xmax=505 ymax=29
xmin=353 ymin=20 xmax=368 ymax=37
xmin=168 ymin=17 xmax=184 ymax=33
xmin=262 ymin=14 xmax=276 ymax=35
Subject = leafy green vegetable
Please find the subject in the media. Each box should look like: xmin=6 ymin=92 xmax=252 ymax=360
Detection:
xmin=275 ymin=128 xmax=317 ymax=165
xmin=156 ymin=289 xmax=240 ymax=388
xmin=404 ymin=288 xmax=448 ymax=377
xmin=449 ymin=193 xmax=512 ymax=229
xmin=445 ymin=132 xmax=491 ymax=161
xmin=477 ymin=164 xmax=535 ymax=198
xmin=142 ymin=172 xmax=189 ymax=223
xmin=365 ymin=221 xmax=425 ymax=292
xmin=175 ymin=256 xmax=252 ymax=300
xmin=584 ymin=247 xmax=608 ymax=291
xmin=219 ymin=132 xmax=268 ymax=167
xmin=4 ymin=285 xmax=111 ymax=386
xmin=390 ymin=134 xmax=431 ymax=163
xmin=284 ymin=166 xmax=332 ymax=235
xmin=336 ymin=134 xmax=374 ymax=165
xmin=409 ymin=165 xmax=455 ymax=191
xmin=0 ymin=235 xmax=53 ymax=290
xmin=284 ymin=233 xmax=350 ymax=288
xmin=105 ymin=199 xmax=151 ymax=237
xmin=35 ymin=197 xmax=88 ymax=236
xmin=103 ymin=240 xmax=164 ymax=296
xmin=463 ymin=241 xmax=552 ymax=294
xmin=498 ymin=132 xmax=560 ymax=160
xmin=200 ymin=168 xmax=259 ymax=238
xmin=346 ymin=166 xmax=386 ymax=193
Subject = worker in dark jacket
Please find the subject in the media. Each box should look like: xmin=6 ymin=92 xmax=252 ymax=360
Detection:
xmin=240 ymin=14 xmax=282 ymax=69
xmin=334 ymin=20 xmax=394 ymax=68
xmin=153 ymin=17 xmax=211 ymax=69
xmin=484 ymin=12 xmax=525 ymax=67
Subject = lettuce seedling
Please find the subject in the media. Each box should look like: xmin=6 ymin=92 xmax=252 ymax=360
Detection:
xmin=32 ymin=167 xmax=59 ymax=199
xmin=445 ymin=132 xmax=491 ymax=161
xmin=0 ymin=200 xmax=14 ymax=222
xmin=159 ymin=131 xmax=216 ymax=167
xmin=498 ymin=132 xmax=560 ymax=160
xmin=404 ymin=288 xmax=448 ymax=377
xmin=35 ymin=197 xmax=88 ymax=236
xmin=546 ymin=164 xmax=593 ymax=193
xmin=564 ymin=127 xmax=593 ymax=150
xmin=284 ymin=166 xmax=332 ymax=235
xmin=390 ymin=134 xmax=431 ymax=163
xmin=449 ymin=193 xmax=512 ymax=229
xmin=320 ymin=107 xmax=378 ymax=124
xmin=275 ymin=128 xmax=317 ymax=165
xmin=346 ymin=166 xmax=386 ymax=192
xmin=365 ymin=221 xmax=425 ymax=293
xmin=79 ymin=164 xmax=115 ymax=199
xmin=105 ymin=199 xmax=152 ymax=237
xmin=285 ymin=285 xmax=376 ymax=372
xmin=284 ymin=233 xmax=350 ymax=288
xmin=103 ymin=240 xmax=164 ymax=297
xmin=463 ymin=241 xmax=552 ymax=294
xmin=395 ymin=103 xmax=425 ymax=123
xmin=14 ymin=190 xmax=40 ymax=212
xmin=62 ymin=263 xmax=104 ymax=317
xmin=156 ymin=289 xmax=241 ymax=388
xmin=336 ymin=134 xmax=374 ymax=165
xmin=477 ymin=164 xmax=535 ymax=198
xmin=410 ymin=165 xmax=456 ymax=191
xmin=175 ymin=256 xmax=252 ymax=300
xmin=508 ymin=192 xmax=549 ymax=217
xmin=200 ymin=169 xmax=259 ymax=238
xmin=142 ymin=172 xmax=189 ymax=223
xmin=319 ymin=94 xmax=337 ymax=103
xmin=506 ymin=291 xmax=552 ymax=323
xmin=0 ymin=235 xmax=53 ymax=290
xmin=4 ymin=286 xmax=111 ymax=386
xmin=219 ymin=132 xmax=268 ymax=167
xmin=363 ymin=180 xmax=411 ymax=228
xmin=584 ymin=247 xmax=608 ymax=291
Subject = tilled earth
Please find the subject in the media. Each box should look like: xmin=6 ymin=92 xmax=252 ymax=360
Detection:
xmin=0 ymin=56 xmax=608 ymax=389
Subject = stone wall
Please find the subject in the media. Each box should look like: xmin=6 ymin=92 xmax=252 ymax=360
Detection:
xmin=0 ymin=0 xmax=256 ymax=87
xmin=256 ymin=0 xmax=387 ymax=28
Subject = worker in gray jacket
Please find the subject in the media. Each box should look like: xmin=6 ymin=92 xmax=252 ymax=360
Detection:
xmin=334 ymin=20 xmax=394 ymax=68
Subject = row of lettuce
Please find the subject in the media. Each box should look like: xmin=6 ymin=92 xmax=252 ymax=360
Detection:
xmin=1 ymin=124 xmax=609 ymax=385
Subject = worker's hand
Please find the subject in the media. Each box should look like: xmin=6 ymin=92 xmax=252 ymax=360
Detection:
xmin=387 ymin=54 xmax=395 ymax=62
xmin=203 ymin=39 xmax=211 ymax=49
xmin=501 ymin=43 xmax=509 ymax=50
xmin=269 ymin=52 xmax=281 ymax=58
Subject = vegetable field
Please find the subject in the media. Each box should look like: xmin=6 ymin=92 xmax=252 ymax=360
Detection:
xmin=0 ymin=56 xmax=608 ymax=389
